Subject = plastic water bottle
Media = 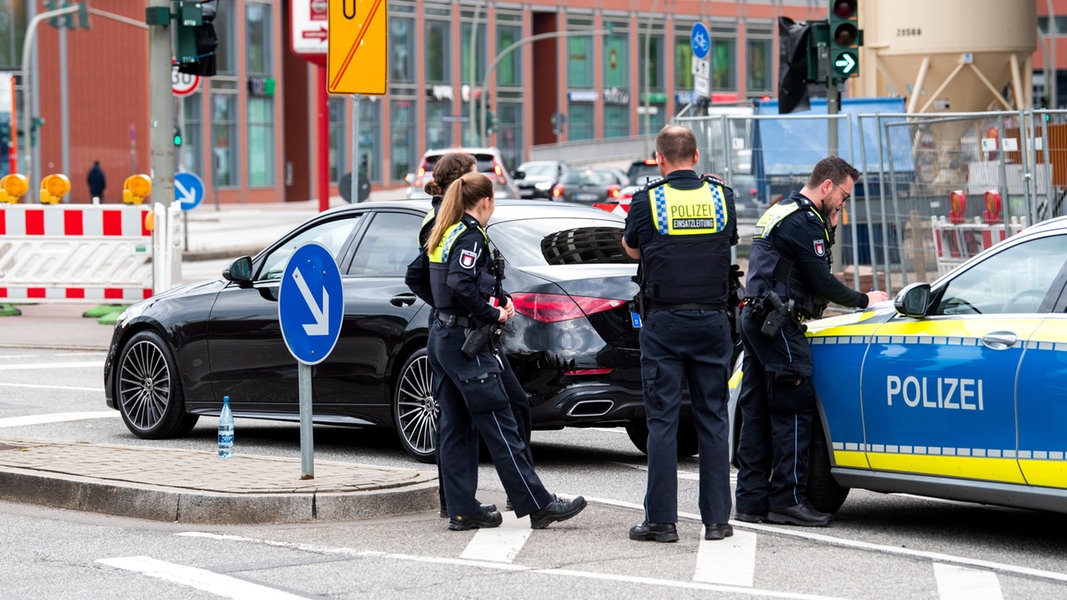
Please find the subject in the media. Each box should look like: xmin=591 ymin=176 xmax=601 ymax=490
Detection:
xmin=218 ymin=395 xmax=234 ymax=458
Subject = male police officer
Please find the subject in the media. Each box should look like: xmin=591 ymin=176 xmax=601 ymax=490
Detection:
xmin=623 ymin=125 xmax=738 ymax=542
xmin=735 ymin=156 xmax=888 ymax=527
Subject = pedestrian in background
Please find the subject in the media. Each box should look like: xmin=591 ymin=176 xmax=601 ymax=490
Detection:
xmin=425 ymin=171 xmax=586 ymax=531
xmin=623 ymin=125 xmax=738 ymax=543
xmin=87 ymin=160 xmax=106 ymax=203
xmin=735 ymin=156 xmax=888 ymax=527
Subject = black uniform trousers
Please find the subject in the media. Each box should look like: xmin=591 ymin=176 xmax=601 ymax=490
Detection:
xmin=639 ymin=308 xmax=733 ymax=525
xmin=430 ymin=321 xmax=552 ymax=518
xmin=734 ymin=306 xmax=816 ymax=514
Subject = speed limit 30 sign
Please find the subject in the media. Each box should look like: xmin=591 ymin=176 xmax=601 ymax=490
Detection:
xmin=172 ymin=65 xmax=201 ymax=98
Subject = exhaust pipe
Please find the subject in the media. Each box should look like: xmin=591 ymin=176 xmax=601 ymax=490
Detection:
xmin=567 ymin=399 xmax=614 ymax=417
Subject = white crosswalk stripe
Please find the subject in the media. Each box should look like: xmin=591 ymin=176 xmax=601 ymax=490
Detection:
xmin=934 ymin=563 xmax=1004 ymax=600
xmin=460 ymin=511 xmax=532 ymax=563
xmin=694 ymin=528 xmax=758 ymax=587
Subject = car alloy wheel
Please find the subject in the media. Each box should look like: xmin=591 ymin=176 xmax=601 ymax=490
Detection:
xmin=115 ymin=330 xmax=198 ymax=438
xmin=393 ymin=348 xmax=438 ymax=463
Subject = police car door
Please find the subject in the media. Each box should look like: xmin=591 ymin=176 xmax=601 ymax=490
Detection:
xmin=858 ymin=236 xmax=1061 ymax=486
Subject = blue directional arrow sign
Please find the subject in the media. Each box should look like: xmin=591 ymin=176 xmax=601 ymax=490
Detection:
xmin=279 ymin=243 xmax=344 ymax=365
xmin=691 ymin=22 xmax=710 ymax=60
xmin=174 ymin=171 xmax=204 ymax=211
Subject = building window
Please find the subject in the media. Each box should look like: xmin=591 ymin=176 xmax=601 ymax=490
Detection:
xmin=603 ymin=23 xmax=629 ymax=88
xmin=674 ymin=32 xmax=693 ymax=92
xmin=425 ymin=20 xmax=451 ymax=84
xmin=604 ymin=105 xmax=629 ymax=139
xmin=357 ymin=99 xmax=382 ymax=182
xmin=639 ymin=30 xmax=664 ymax=91
xmin=568 ymin=104 xmax=594 ymax=141
xmin=391 ymin=99 xmax=416 ymax=180
xmin=711 ymin=26 xmax=736 ymax=91
xmin=214 ymin=0 xmax=236 ymax=76
xmin=496 ymin=98 xmax=523 ymax=171
xmin=461 ymin=16 xmax=487 ymax=88
xmin=496 ymin=24 xmax=522 ymax=86
xmin=245 ymin=2 xmax=272 ymax=75
xmin=390 ymin=17 xmax=415 ymax=83
xmin=179 ymin=96 xmax=202 ymax=176
xmin=567 ymin=19 xmax=594 ymax=89
xmin=212 ymin=94 xmax=238 ymax=187
xmin=426 ymin=99 xmax=450 ymax=150
xmin=747 ymin=27 xmax=773 ymax=94
xmin=328 ymin=97 xmax=346 ymax=183
xmin=0 ymin=1 xmax=27 ymax=69
xmin=247 ymin=97 xmax=274 ymax=187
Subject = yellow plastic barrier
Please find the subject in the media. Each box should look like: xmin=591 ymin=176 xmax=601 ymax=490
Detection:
xmin=0 ymin=173 xmax=29 ymax=203
xmin=40 ymin=173 xmax=71 ymax=204
xmin=123 ymin=174 xmax=152 ymax=205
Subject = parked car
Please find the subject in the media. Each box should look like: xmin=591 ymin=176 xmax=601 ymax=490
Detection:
xmin=407 ymin=147 xmax=522 ymax=199
xmin=625 ymin=157 xmax=660 ymax=187
xmin=729 ymin=215 xmax=1067 ymax=515
xmin=515 ymin=160 xmax=568 ymax=199
xmin=551 ymin=167 xmax=628 ymax=205
xmin=105 ymin=201 xmax=742 ymax=463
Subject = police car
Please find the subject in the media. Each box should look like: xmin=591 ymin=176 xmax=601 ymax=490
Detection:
xmin=732 ymin=215 xmax=1067 ymax=515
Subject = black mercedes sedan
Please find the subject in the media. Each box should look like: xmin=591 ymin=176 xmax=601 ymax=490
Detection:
xmin=103 ymin=200 xmax=668 ymax=462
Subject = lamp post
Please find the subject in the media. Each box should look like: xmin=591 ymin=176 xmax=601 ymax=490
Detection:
xmin=479 ymin=28 xmax=611 ymax=146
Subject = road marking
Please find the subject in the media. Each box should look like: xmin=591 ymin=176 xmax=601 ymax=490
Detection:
xmin=0 ymin=361 xmax=101 ymax=371
xmin=0 ymin=411 xmax=115 ymax=428
xmin=0 ymin=382 xmax=102 ymax=392
xmin=177 ymin=532 xmax=848 ymax=599
xmin=933 ymin=563 xmax=1004 ymax=600
xmin=695 ymin=528 xmax=757 ymax=586
xmin=460 ymin=511 xmax=532 ymax=563
xmin=97 ymin=556 xmax=303 ymax=599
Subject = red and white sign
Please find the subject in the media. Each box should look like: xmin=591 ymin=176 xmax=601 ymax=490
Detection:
xmin=291 ymin=0 xmax=328 ymax=57
xmin=171 ymin=65 xmax=201 ymax=98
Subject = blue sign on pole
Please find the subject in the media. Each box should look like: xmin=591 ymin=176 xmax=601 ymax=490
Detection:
xmin=174 ymin=172 xmax=204 ymax=211
xmin=691 ymin=22 xmax=710 ymax=60
xmin=279 ymin=243 xmax=344 ymax=365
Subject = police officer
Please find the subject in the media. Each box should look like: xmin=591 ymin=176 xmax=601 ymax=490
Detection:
xmin=426 ymin=171 xmax=586 ymax=531
xmin=405 ymin=152 xmax=533 ymax=518
xmin=623 ymin=125 xmax=738 ymax=543
xmin=735 ymin=156 xmax=888 ymax=527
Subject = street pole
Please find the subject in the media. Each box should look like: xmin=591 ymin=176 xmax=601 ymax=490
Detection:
xmin=149 ymin=0 xmax=177 ymax=290
xmin=467 ymin=0 xmax=484 ymax=145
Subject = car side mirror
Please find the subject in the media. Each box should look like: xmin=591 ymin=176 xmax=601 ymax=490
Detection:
xmin=511 ymin=170 xmax=525 ymax=181
xmin=894 ymin=282 xmax=931 ymax=318
xmin=223 ymin=256 xmax=254 ymax=285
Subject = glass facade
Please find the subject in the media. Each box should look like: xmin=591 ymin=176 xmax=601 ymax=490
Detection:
xmin=711 ymin=24 xmax=737 ymax=91
xmin=212 ymin=94 xmax=238 ymax=188
xmin=391 ymin=99 xmax=416 ymax=181
xmin=746 ymin=27 xmax=774 ymax=95
xmin=603 ymin=20 xmax=630 ymax=139
xmin=180 ymin=96 xmax=202 ymax=176
xmin=567 ymin=17 xmax=595 ymax=141
xmin=245 ymin=2 xmax=273 ymax=187
xmin=328 ymin=97 xmax=346 ymax=183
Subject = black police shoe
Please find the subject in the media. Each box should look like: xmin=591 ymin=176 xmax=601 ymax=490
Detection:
xmin=440 ymin=502 xmax=498 ymax=519
xmin=448 ymin=506 xmax=503 ymax=531
xmin=628 ymin=521 xmax=679 ymax=543
xmin=733 ymin=512 xmax=766 ymax=523
xmin=704 ymin=523 xmax=734 ymax=541
xmin=529 ymin=495 xmax=587 ymax=529
xmin=766 ymin=502 xmax=832 ymax=527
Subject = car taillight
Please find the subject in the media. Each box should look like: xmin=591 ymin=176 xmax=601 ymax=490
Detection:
xmin=608 ymin=185 xmax=621 ymax=199
xmin=511 ymin=292 xmax=625 ymax=323
xmin=493 ymin=162 xmax=507 ymax=185
xmin=552 ymin=184 xmax=564 ymax=199
xmin=563 ymin=368 xmax=614 ymax=376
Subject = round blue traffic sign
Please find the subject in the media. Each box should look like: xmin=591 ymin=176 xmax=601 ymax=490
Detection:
xmin=691 ymin=22 xmax=710 ymax=60
xmin=279 ymin=243 xmax=344 ymax=365
xmin=174 ymin=171 xmax=204 ymax=211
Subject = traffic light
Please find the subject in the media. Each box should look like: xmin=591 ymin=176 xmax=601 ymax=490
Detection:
xmin=43 ymin=1 xmax=90 ymax=30
xmin=777 ymin=17 xmax=812 ymax=114
xmin=172 ymin=126 xmax=183 ymax=147
xmin=828 ymin=0 xmax=860 ymax=79
xmin=176 ymin=0 xmax=218 ymax=77
xmin=486 ymin=107 xmax=495 ymax=135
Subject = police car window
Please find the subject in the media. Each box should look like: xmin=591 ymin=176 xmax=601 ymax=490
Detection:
xmin=488 ymin=218 xmax=636 ymax=266
xmin=349 ymin=212 xmax=422 ymax=275
xmin=933 ymin=235 xmax=1067 ymax=315
xmin=258 ymin=215 xmax=363 ymax=281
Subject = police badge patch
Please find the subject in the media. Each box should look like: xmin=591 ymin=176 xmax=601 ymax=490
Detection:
xmin=813 ymin=239 xmax=826 ymax=257
xmin=459 ymin=249 xmax=477 ymax=269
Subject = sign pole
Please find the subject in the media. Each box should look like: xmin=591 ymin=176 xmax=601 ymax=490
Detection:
xmin=350 ymin=94 xmax=360 ymax=203
xmin=299 ymin=363 xmax=314 ymax=478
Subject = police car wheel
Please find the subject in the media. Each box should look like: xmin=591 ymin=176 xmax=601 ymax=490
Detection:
xmin=115 ymin=330 xmax=199 ymax=439
xmin=806 ymin=422 xmax=849 ymax=514
xmin=393 ymin=348 xmax=438 ymax=464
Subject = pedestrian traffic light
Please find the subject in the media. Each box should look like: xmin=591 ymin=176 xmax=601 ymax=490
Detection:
xmin=778 ymin=17 xmax=812 ymax=114
xmin=172 ymin=126 xmax=183 ymax=147
xmin=486 ymin=107 xmax=496 ymax=135
xmin=828 ymin=0 xmax=861 ymax=79
xmin=175 ymin=0 xmax=218 ymax=77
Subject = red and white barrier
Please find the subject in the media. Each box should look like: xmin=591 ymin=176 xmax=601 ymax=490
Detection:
xmin=930 ymin=215 xmax=1025 ymax=277
xmin=0 ymin=205 xmax=154 ymax=302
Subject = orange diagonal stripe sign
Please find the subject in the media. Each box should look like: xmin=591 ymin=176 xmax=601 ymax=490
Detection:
xmin=328 ymin=0 xmax=388 ymax=95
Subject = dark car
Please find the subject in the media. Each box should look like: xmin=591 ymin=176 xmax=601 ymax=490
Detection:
xmin=625 ymin=157 xmax=660 ymax=187
xmin=105 ymin=201 xmax=687 ymax=463
xmin=551 ymin=167 xmax=628 ymax=205
xmin=515 ymin=160 xmax=568 ymax=199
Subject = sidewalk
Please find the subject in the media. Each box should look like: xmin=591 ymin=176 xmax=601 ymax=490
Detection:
xmin=0 ymin=190 xmax=441 ymax=524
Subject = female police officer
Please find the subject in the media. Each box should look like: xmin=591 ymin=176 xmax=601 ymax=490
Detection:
xmin=426 ymin=171 xmax=586 ymax=531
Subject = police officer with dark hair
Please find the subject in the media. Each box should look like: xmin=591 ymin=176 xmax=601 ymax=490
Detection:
xmin=623 ymin=125 xmax=738 ymax=543
xmin=426 ymin=172 xmax=586 ymax=531
xmin=735 ymin=156 xmax=888 ymax=527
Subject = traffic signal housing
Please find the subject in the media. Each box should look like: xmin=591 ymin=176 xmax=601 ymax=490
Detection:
xmin=172 ymin=126 xmax=183 ymax=147
xmin=175 ymin=0 xmax=218 ymax=77
xmin=829 ymin=0 xmax=861 ymax=79
xmin=777 ymin=17 xmax=812 ymax=114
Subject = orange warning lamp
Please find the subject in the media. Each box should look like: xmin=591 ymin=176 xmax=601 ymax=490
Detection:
xmin=123 ymin=174 xmax=152 ymax=205
xmin=983 ymin=190 xmax=1002 ymax=224
xmin=0 ymin=173 xmax=29 ymax=203
xmin=948 ymin=190 xmax=966 ymax=224
xmin=39 ymin=173 xmax=71 ymax=204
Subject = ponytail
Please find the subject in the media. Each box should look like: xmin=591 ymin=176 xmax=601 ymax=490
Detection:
xmin=425 ymin=172 xmax=495 ymax=251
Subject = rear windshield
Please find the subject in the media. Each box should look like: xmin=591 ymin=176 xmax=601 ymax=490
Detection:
xmin=424 ymin=153 xmax=500 ymax=175
xmin=627 ymin=162 xmax=660 ymax=185
xmin=488 ymin=218 xmax=636 ymax=267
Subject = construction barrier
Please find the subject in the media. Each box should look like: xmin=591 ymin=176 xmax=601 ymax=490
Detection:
xmin=0 ymin=204 xmax=154 ymax=302
xmin=930 ymin=214 xmax=1026 ymax=276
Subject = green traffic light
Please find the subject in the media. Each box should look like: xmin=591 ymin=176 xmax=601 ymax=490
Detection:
xmin=172 ymin=127 xmax=182 ymax=147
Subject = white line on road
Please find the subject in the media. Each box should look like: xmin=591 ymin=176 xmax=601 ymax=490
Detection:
xmin=96 ymin=556 xmax=304 ymax=599
xmin=694 ymin=528 xmax=757 ymax=587
xmin=0 ymin=411 xmax=115 ymax=428
xmin=0 ymin=382 xmax=102 ymax=392
xmin=0 ymin=361 xmax=101 ymax=371
xmin=934 ymin=563 xmax=1004 ymax=600
xmin=460 ymin=510 xmax=532 ymax=563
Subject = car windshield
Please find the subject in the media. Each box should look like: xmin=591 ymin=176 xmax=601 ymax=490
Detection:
xmin=488 ymin=218 xmax=635 ymax=267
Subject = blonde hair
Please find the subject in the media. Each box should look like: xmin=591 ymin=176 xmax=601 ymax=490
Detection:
xmin=425 ymin=172 xmax=494 ymax=252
